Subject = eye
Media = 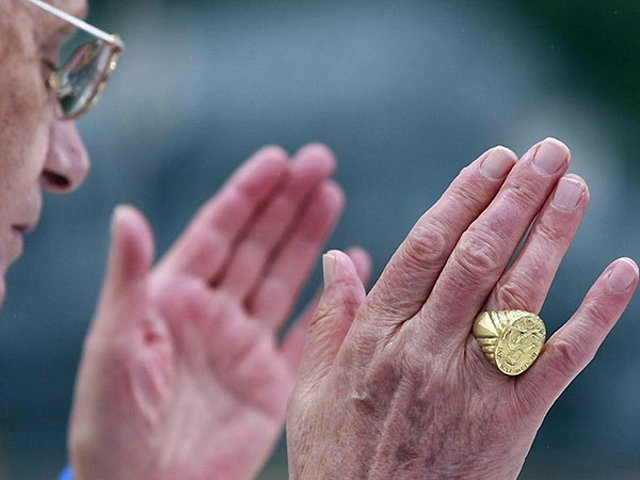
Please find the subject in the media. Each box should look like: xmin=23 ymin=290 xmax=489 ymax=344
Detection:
xmin=39 ymin=38 xmax=63 ymax=84
xmin=40 ymin=59 xmax=58 ymax=89
xmin=41 ymin=58 xmax=56 ymax=77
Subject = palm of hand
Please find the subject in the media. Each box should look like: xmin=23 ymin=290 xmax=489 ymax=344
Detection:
xmin=69 ymin=145 xmax=368 ymax=480
xmin=117 ymin=273 xmax=297 ymax=480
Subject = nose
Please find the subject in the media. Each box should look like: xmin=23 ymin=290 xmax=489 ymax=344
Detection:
xmin=41 ymin=121 xmax=90 ymax=193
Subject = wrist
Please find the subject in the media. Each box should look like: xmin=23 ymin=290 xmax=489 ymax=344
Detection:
xmin=58 ymin=466 xmax=73 ymax=480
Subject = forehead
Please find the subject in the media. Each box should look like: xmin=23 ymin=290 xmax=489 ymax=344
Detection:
xmin=0 ymin=0 xmax=88 ymax=64
xmin=10 ymin=0 xmax=89 ymax=45
xmin=48 ymin=0 xmax=88 ymax=17
xmin=38 ymin=0 xmax=89 ymax=34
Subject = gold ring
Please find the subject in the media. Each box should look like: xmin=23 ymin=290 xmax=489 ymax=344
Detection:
xmin=473 ymin=310 xmax=546 ymax=376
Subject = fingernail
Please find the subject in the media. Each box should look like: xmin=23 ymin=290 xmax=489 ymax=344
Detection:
xmin=111 ymin=205 xmax=125 ymax=236
xmin=607 ymin=258 xmax=639 ymax=292
xmin=479 ymin=146 xmax=516 ymax=180
xmin=323 ymin=253 xmax=337 ymax=285
xmin=532 ymin=138 xmax=569 ymax=175
xmin=298 ymin=142 xmax=334 ymax=158
xmin=551 ymin=177 xmax=584 ymax=210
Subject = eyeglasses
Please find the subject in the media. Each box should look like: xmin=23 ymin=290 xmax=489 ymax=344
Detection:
xmin=24 ymin=0 xmax=125 ymax=119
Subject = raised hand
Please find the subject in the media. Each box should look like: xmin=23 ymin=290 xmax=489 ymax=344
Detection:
xmin=68 ymin=144 xmax=371 ymax=480
xmin=287 ymin=138 xmax=638 ymax=479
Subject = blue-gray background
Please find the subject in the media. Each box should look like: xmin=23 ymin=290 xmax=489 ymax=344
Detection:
xmin=2 ymin=0 xmax=639 ymax=478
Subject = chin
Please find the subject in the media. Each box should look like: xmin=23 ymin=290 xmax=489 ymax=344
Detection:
xmin=0 ymin=275 xmax=5 ymax=309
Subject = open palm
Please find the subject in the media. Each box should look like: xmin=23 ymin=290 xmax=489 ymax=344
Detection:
xmin=69 ymin=145 xmax=370 ymax=480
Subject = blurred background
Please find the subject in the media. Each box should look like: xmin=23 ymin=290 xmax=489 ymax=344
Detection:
xmin=2 ymin=0 xmax=640 ymax=478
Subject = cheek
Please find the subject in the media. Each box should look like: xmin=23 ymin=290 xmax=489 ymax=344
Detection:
xmin=0 ymin=49 xmax=51 ymax=193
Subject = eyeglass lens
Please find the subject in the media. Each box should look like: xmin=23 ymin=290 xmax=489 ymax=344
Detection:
xmin=57 ymin=40 xmax=116 ymax=118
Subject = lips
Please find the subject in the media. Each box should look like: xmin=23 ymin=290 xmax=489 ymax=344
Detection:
xmin=8 ymin=202 xmax=40 ymax=266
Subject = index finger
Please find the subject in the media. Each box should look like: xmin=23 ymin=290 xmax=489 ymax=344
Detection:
xmin=362 ymin=146 xmax=517 ymax=327
xmin=157 ymin=146 xmax=289 ymax=280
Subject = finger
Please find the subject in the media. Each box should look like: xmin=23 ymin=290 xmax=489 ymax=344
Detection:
xmin=219 ymin=143 xmax=336 ymax=299
xmin=484 ymin=174 xmax=589 ymax=313
xmin=517 ymin=258 xmax=639 ymax=411
xmin=296 ymin=250 xmax=367 ymax=384
xmin=158 ymin=146 xmax=289 ymax=280
xmin=282 ymin=247 xmax=372 ymax=372
xmin=102 ymin=205 xmax=154 ymax=300
xmin=247 ymin=180 xmax=344 ymax=329
xmin=92 ymin=206 xmax=155 ymax=339
xmin=421 ymin=138 xmax=570 ymax=343
xmin=363 ymin=145 xmax=517 ymax=325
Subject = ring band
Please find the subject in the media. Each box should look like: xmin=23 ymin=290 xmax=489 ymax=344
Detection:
xmin=473 ymin=310 xmax=546 ymax=376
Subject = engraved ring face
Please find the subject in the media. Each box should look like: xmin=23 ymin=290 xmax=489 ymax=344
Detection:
xmin=473 ymin=310 xmax=546 ymax=376
xmin=494 ymin=314 xmax=546 ymax=375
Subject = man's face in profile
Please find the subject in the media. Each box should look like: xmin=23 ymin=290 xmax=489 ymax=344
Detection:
xmin=0 ymin=0 xmax=90 ymax=305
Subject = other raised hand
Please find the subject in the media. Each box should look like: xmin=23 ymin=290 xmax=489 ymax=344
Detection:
xmin=69 ymin=144 xmax=370 ymax=480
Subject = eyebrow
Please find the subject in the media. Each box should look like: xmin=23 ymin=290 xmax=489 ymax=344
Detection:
xmin=51 ymin=18 xmax=77 ymax=42
xmin=24 ymin=0 xmax=124 ymax=49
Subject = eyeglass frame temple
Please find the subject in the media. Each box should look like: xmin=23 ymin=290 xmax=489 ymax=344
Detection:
xmin=23 ymin=0 xmax=125 ymax=51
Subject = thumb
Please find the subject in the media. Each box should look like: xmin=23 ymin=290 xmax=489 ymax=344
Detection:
xmin=298 ymin=249 xmax=367 ymax=383
xmin=282 ymin=247 xmax=371 ymax=373
xmin=101 ymin=205 xmax=155 ymax=302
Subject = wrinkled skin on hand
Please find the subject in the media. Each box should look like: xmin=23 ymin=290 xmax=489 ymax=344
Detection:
xmin=68 ymin=145 xmax=370 ymax=480
xmin=287 ymin=139 xmax=639 ymax=480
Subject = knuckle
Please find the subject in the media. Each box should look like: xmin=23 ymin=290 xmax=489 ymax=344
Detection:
xmin=581 ymin=300 xmax=615 ymax=331
xmin=447 ymin=183 xmax=482 ymax=211
xmin=493 ymin=282 xmax=531 ymax=310
xmin=454 ymin=228 xmax=504 ymax=278
xmin=546 ymin=338 xmax=586 ymax=376
xmin=503 ymin=179 xmax=540 ymax=211
xmin=533 ymin=220 xmax=563 ymax=245
xmin=402 ymin=223 xmax=450 ymax=271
